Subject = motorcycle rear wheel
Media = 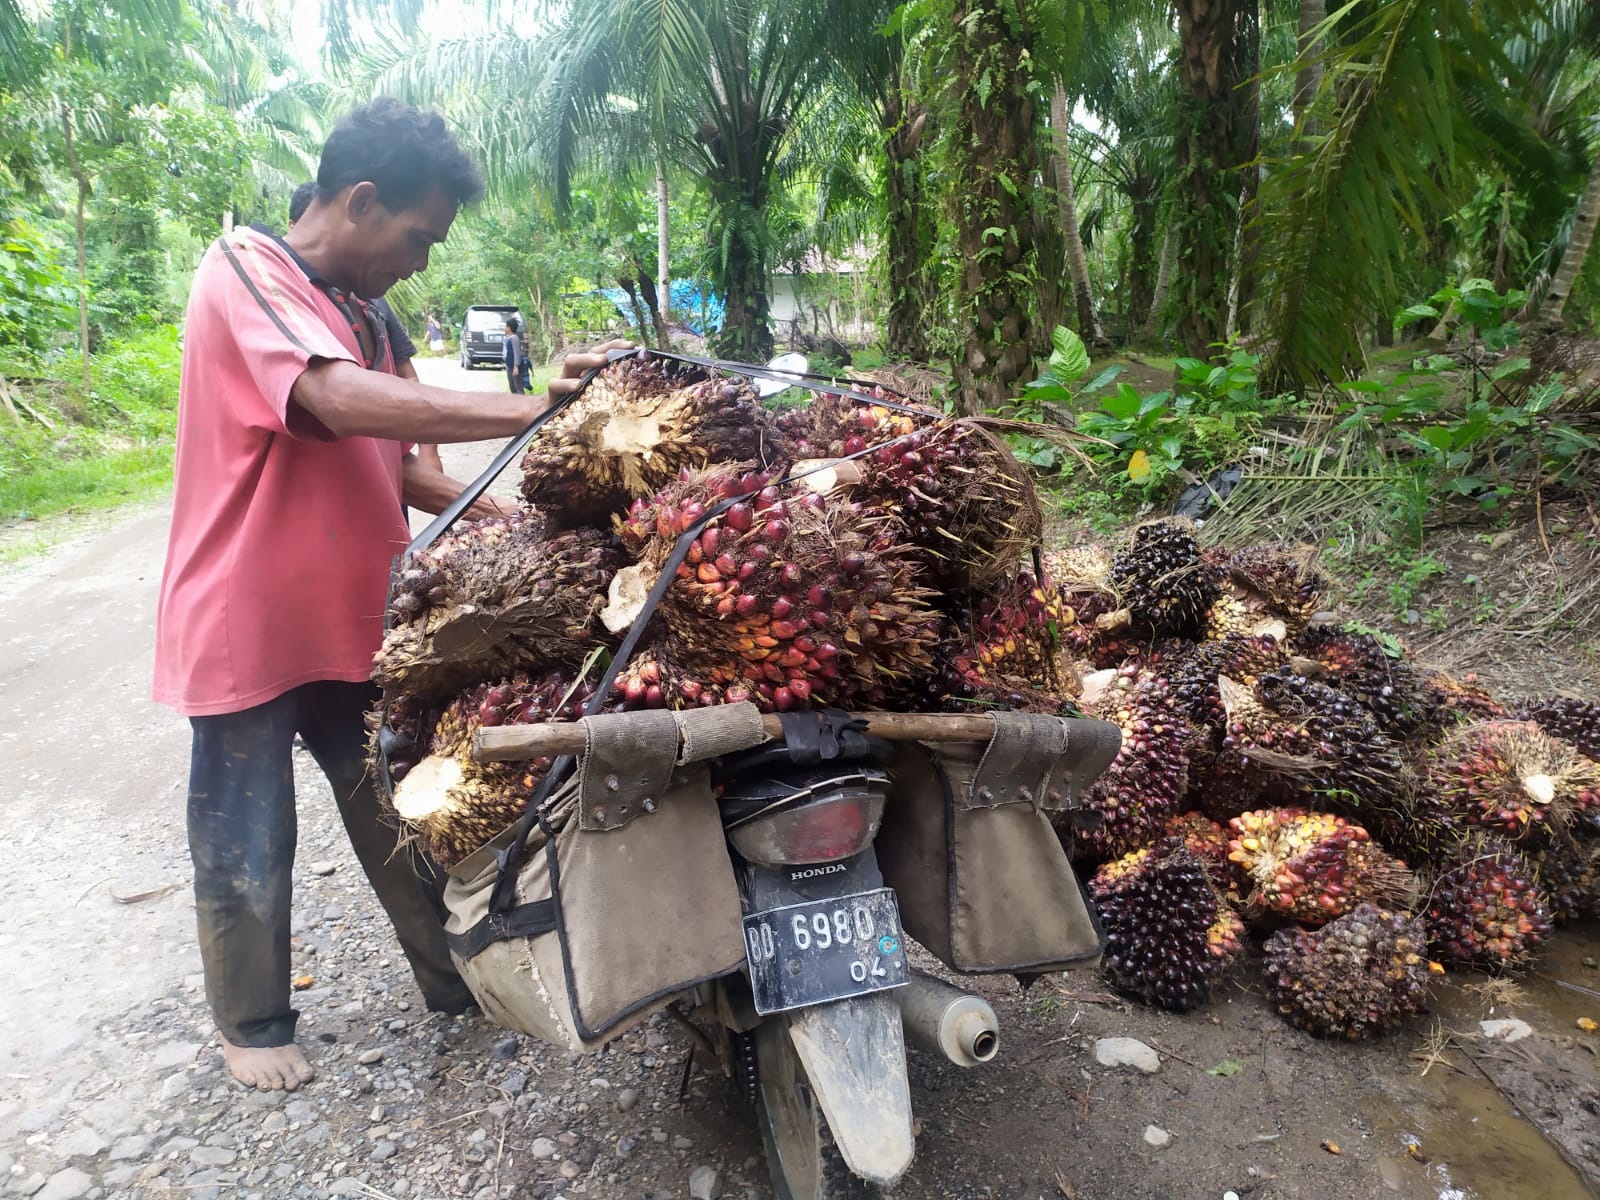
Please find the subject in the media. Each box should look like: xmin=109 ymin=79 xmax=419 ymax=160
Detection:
xmin=753 ymin=1020 xmax=885 ymax=1200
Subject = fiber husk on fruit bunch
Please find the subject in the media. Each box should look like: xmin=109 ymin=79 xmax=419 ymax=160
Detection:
xmin=372 ymin=515 xmax=624 ymax=697
xmin=519 ymin=351 xmax=789 ymax=529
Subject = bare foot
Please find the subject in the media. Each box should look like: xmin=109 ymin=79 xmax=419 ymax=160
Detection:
xmin=220 ymin=1035 xmax=315 ymax=1091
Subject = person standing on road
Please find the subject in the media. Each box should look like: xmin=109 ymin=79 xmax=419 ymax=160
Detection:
xmin=426 ymin=312 xmax=444 ymax=353
xmin=153 ymin=97 xmax=626 ymax=1093
xmin=503 ymin=316 xmax=526 ymax=394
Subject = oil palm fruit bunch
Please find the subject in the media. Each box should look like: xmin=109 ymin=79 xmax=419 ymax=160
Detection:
xmin=1291 ymin=627 xmax=1429 ymax=739
xmin=1109 ymin=518 xmax=1220 ymax=640
xmin=520 ymin=352 xmax=786 ymax=527
xmin=1510 ymin=697 xmax=1600 ymax=762
xmin=914 ymin=659 xmax=1080 ymax=715
xmin=1168 ymin=634 xmax=1289 ymax=729
xmin=388 ymin=670 xmax=612 ymax=866
xmin=852 ymin=420 xmax=1045 ymax=592
xmin=1414 ymin=670 xmax=1506 ymax=733
xmin=1069 ymin=666 xmax=1192 ymax=860
xmin=1089 ymin=847 xmax=1229 ymax=1012
xmin=1261 ymin=904 xmax=1432 ymax=1040
xmin=939 ymin=568 xmax=1070 ymax=693
xmin=1416 ymin=720 xmax=1600 ymax=845
xmin=375 ymin=524 xmax=625 ymax=696
xmin=1160 ymin=811 xmax=1232 ymax=881
xmin=384 ymin=510 xmax=543 ymax=622
xmin=615 ymin=464 xmax=939 ymax=711
xmin=1226 ymin=809 xmax=1418 ymax=924
xmin=775 ymin=386 xmax=929 ymax=458
xmin=370 ymin=692 xmax=438 ymax=786
xmin=1247 ymin=670 xmax=1408 ymax=808
xmin=1524 ymin=834 xmax=1600 ymax=922
xmin=1423 ymin=835 xmax=1552 ymax=967
xmin=1203 ymin=543 xmax=1328 ymax=638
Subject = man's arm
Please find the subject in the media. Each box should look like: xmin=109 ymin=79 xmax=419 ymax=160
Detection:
xmin=393 ymin=357 xmax=445 ymax=470
xmin=289 ymin=341 xmax=626 ymax=442
xmin=401 ymin=452 xmax=510 ymax=520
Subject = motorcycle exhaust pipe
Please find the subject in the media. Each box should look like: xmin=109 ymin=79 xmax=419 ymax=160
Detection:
xmin=894 ymin=970 xmax=999 ymax=1067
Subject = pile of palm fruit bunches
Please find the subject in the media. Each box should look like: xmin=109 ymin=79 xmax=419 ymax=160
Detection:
xmin=369 ymin=350 xmax=1600 ymax=1041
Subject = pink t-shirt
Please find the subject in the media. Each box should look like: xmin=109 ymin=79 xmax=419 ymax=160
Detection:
xmin=153 ymin=227 xmax=409 ymax=716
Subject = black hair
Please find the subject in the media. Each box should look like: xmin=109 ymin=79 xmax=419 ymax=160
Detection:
xmin=288 ymin=180 xmax=315 ymax=225
xmin=316 ymin=98 xmax=484 ymax=212
xmin=505 ymin=317 xmax=520 ymax=333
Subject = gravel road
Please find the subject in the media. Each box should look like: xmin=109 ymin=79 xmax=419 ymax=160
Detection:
xmin=1 ymin=356 xmax=1596 ymax=1200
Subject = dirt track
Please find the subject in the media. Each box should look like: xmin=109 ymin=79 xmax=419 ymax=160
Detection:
xmin=0 ymin=358 xmax=1597 ymax=1200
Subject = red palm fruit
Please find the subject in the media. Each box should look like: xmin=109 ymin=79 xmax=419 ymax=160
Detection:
xmin=1424 ymin=836 xmax=1552 ymax=967
xmin=1416 ymin=720 xmax=1600 ymax=846
xmin=1226 ymin=809 xmax=1418 ymax=925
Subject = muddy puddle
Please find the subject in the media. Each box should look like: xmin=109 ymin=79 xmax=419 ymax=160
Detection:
xmin=1356 ymin=924 xmax=1600 ymax=1199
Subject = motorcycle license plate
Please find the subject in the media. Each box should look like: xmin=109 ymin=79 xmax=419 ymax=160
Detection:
xmin=743 ymin=888 xmax=909 ymax=1015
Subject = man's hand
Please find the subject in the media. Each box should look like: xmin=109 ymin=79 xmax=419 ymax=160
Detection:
xmin=547 ymin=339 xmax=635 ymax=403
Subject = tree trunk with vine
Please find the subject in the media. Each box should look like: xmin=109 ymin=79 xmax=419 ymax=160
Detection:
xmin=943 ymin=0 xmax=1044 ymax=416
xmin=1172 ymin=0 xmax=1258 ymax=359
xmin=1293 ymin=0 xmax=1325 ymax=146
xmin=882 ymin=89 xmax=933 ymax=361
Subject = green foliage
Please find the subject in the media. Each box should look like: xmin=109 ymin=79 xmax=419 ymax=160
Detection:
xmin=1024 ymin=330 xmax=1286 ymax=502
xmin=1393 ymin=277 xmax=1525 ymax=351
xmin=0 ymin=209 xmax=72 ymax=361
xmin=1 ymin=324 xmax=180 ymax=521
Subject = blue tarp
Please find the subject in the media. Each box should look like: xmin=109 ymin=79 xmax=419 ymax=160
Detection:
xmin=598 ymin=279 xmax=724 ymax=336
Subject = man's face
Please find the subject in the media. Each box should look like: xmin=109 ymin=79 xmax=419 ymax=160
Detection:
xmin=344 ymin=182 xmax=457 ymax=297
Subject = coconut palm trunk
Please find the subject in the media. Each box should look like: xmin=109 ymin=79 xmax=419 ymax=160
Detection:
xmin=1293 ymin=0 xmax=1325 ymax=144
xmin=1539 ymin=148 xmax=1600 ymax=324
xmin=1142 ymin=223 xmax=1178 ymax=343
xmin=1051 ymin=80 xmax=1107 ymax=350
xmin=656 ymin=164 xmax=670 ymax=328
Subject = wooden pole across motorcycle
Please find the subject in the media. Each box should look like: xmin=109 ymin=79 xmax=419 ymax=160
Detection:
xmin=474 ymin=711 xmax=1003 ymax=762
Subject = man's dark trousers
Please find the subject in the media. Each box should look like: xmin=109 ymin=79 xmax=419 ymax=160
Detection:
xmin=187 ymin=680 xmax=472 ymax=1047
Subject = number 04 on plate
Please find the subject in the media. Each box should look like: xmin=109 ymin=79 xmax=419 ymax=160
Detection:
xmin=742 ymin=888 xmax=910 ymax=1015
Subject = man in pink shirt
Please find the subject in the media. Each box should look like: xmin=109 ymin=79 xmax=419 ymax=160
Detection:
xmin=154 ymin=98 xmax=620 ymax=1091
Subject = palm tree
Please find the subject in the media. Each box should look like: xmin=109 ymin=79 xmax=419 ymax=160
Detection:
xmin=1538 ymin=146 xmax=1600 ymax=323
xmin=367 ymin=0 xmax=862 ymax=363
xmin=1050 ymin=80 xmax=1107 ymax=349
xmin=1259 ymin=0 xmax=1597 ymax=383
xmin=1171 ymin=0 xmax=1259 ymax=358
xmin=923 ymin=0 xmax=1049 ymax=415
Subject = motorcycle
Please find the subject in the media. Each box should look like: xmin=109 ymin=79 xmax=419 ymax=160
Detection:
xmin=683 ymin=710 xmax=1117 ymax=1199
xmin=473 ymin=706 xmax=1117 ymax=1198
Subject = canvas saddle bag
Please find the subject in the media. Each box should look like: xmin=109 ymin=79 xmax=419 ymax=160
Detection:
xmin=875 ymin=713 xmax=1121 ymax=974
xmin=440 ymin=704 xmax=769 ymax=1052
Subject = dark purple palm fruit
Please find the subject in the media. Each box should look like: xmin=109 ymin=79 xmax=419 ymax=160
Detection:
xmin=1109 ymin=518 xmax=1221 ymax=640
xmin=1089 ymin=847 xmax=1228 ymax=1012
xmin=1069 ymin=665 xmax=1192 ymax=861
xmin=1509 ymin=697 xmax=1600 ymax=762
xmin=1262 ymin=903 xmax=1433 ymax=1040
